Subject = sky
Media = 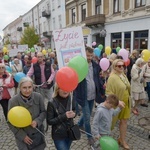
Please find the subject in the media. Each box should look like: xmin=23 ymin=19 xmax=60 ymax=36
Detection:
xmin=0 ymin=0 xmax=41 ymax=37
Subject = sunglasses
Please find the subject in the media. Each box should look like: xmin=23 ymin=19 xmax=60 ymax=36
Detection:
xmin=116 ymin=65 xmax=125 ymax=68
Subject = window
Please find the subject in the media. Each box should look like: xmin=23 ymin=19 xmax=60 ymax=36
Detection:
xmin=113 ymin=0 xmax=121 ymax=13
xmin=53 ymin=18 xmax=55 ymax=29
xmin=124 ymin=32 xmax=131 ymax=49
xmin=134 ymin=30 xmax=148 ymax=50
xmin=95 ymin=0 xmax=101 ymax=14
xmin=72 ymin=8 xmax=76 ymax=24
xmin=52 ymin=0 xmax=55 ymax=11
xmin=81 ymin=4 xmax=86 ymax=21
xmin=135 ymin=0 xmax=146 ymax=7
xmin=58 ymin=15 xmax=62 ymax=29
xmin=40 ymin=23 xmax=42 ymax=34
xmin=43 ymin=21 xmax=46 ymax=31
xmin=58 ymin=0 xmax=61 ymax=7
xmin=111 ymin=33 xmax=122 ymax=49
xmin=35 ymin=25 xmax=38 ymax=34
xmin=47 ymin=3 xmax=50 ymax=12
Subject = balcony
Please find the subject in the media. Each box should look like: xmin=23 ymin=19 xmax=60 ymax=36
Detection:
xmin=23 ymin=22 xmax=29 ymax=27
xmin=43 ymin=31 xmax=52 ymax=37
xmin=17 ymin=27 xmax=22 ymax=32
xmin=42 ymin=10 xmax=51 ymax=18
xmin=85 ymin=14 xmax=105 ymax=28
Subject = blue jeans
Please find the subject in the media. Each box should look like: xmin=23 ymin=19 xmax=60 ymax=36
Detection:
xmin=78 ymin=99 xmax=94 ymax=138
xmin=54 ymin=138 xmax=72 ymax=150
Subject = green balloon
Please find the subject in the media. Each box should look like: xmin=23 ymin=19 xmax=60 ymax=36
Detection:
xmin=4 ymin=55 xmax=9 ymax=60
xmin=25 ymin=50 xmax=30 ymax=54
xmin=98 ymin=44 xmax=103 ymax=50
xmin=100 ymin=136 xmax=119 ymax=150
xmin=68 ymin=56 xmax=88 ymax=83
xmin=31 ymin=47 xmax=35 ymax=52
xmin=48 ymin=49 xmax=52 ymax=52
xmin=116 ymin=47 xmax=121 ymax=53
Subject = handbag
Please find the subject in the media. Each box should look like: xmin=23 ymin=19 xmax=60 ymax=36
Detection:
xmin=67 ymin=124 xmax=81 ymax=140
xmin=53 ymin=98 xmax=81 ymax=141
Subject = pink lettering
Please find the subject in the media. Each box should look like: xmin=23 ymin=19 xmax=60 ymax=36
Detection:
xmin=54 ymin=30 xmax=79 ymax=43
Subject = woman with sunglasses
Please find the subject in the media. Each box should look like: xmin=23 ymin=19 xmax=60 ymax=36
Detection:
xmin=106 ymin=59 xmax=131 ymax=150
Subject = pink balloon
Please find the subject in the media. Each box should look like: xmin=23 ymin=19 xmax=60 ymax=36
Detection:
xmin=92 ymin=42 xmax=96 ymax=46
xmin=118 ymin=49 xmax=129 ymax=61
xmin=99 ymin=58 xmax=110 ymax=71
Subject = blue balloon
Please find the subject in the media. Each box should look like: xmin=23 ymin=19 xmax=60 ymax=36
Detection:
xmin=6 ymin=66 xmax=12 ymax=73
xmin=94 ymin=48 xmax=101 ymax=57
xmin=14 ymin=72 xmax=26 ymax=83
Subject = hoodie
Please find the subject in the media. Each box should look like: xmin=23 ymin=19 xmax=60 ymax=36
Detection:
xmin=92 ymin=103 xmax=121 ymax=137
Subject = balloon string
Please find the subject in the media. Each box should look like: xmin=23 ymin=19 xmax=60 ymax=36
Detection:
xmin=80 ymin=129 xmax=102 ymax=138
xmin=70 ymin=92 xmax=73 ymax=111
xmin=35 ymin=127 xmax=46 ymax=137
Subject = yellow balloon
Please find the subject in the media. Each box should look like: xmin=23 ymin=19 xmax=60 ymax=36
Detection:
xmin=105 ymin=46 xmax=112 ymax=55
xmin=42 ymin=50 xmax=47 ymax=55
xmin=3 ymin=47 xmax=8 ymax=53
xmin=8 ymin=106 xmax=32 ymax=128
xmin=141 ymin=49 xmax=150 ymax=62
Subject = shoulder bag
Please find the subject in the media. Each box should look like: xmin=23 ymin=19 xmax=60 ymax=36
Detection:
xmin=53 ymin=98 xmax=81 ymax=141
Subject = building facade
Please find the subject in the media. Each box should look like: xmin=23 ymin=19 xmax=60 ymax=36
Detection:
xmin=2 ymin=0 xmax=150 ymax=52
xmin=66 ymin=0 xmax=150 ymax=52
xmin=2 ymin=0 xmax=66 ymax=50
xmin=105 ymin=0 xmax=150 ymax=52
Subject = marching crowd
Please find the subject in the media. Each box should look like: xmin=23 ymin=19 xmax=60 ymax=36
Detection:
xmin=0 ymin=47 xmax=150 ymax=150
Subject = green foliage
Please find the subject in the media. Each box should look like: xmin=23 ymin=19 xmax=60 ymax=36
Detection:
xmin=4 ymin=39 xmax=10 ymax=45
xmin=20 ymin=26 xmax=39 ymax=48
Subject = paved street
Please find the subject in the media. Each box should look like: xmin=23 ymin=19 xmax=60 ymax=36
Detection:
xmin=0 ymin=102 xmax=150 ymax=150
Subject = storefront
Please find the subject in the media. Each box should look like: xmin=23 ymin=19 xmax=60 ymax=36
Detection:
xmin=105 ymin=16 xmax=150 ymax=53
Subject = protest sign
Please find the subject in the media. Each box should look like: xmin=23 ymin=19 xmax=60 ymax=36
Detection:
xmin=53 ymin=26 xmax=86 ymax=68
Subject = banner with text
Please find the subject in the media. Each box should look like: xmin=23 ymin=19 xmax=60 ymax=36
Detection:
xmin=18 ymin=45 xmax=28 ymax=52
xmin=53 ymin=26 xmax=86 ymax=68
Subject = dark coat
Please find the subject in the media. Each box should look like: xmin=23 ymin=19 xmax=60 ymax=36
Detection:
xmin=73 ymin=60 xmax=105 ymax=106
xmin=47 ymin=96 xmax=75 ymax=140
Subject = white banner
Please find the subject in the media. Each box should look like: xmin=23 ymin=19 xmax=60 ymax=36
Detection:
xmin=34 ymin=45 xmax=41 ymax=52
xmin=18 ymin=45 xmax=28 ymax=52
xmin=9 ymin=49 xmax=19 ymax=57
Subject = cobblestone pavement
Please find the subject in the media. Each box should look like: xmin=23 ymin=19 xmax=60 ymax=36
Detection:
xmin=0 ymin=102 xmax=150 ymax=150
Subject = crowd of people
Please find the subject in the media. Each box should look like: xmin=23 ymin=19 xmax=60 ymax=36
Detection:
xmin=0 ymin=47 xmax=149 ymax=150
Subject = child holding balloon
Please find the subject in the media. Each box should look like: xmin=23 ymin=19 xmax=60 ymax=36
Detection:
xmin=92 ymin=94 xmax=125 ymax=148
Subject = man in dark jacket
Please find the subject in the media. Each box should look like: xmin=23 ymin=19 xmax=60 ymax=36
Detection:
xmin=73 ymin=46 xmax=104 ymax=146
xmin=27 ymin=52 xmax=55 ymax=102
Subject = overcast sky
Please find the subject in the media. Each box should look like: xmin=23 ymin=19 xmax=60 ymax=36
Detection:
xmin=0 ymin=0 xmax=41 ymax=37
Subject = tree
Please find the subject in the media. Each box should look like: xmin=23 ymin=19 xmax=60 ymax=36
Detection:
xmin=20 ymin=26 xmax=39 ymax=48
xmin=4 ymin=39 xmax=10 ymax=45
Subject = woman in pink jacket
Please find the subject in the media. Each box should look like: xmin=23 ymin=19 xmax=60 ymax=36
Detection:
xmin=0 ymin=63 xmax=14 ymax=120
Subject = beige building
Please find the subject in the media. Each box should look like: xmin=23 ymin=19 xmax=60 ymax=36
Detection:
xmin=3 ymin=0 xmax=150 ymax=52
xmin=65 ymin=0 xmax=150 ymax=52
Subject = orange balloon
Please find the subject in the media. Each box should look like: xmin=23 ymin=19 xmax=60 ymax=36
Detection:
xmin=124 ymin=59 xmax=130 ymax=67
xmin=32 ymin=57 xmax=38 ymax=63
xmin=56 ymin=67 xmax=78 ymax=92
